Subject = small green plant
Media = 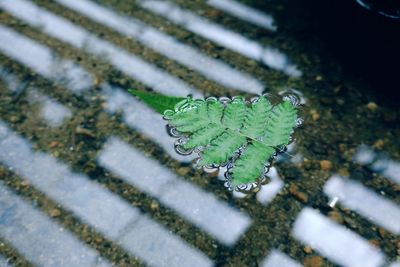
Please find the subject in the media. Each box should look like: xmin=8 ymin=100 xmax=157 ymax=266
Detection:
xmin=129 ymin=89 xmax=302 ymax=192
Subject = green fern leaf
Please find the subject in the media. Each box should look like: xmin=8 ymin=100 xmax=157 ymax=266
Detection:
xmin=198 ymin=130 xmax=247 ymax=166
xmin=240 ymin=96 xmax=272 ymax=139
xmin=263 ymin=99 xmax=298 ymax=147
xmin=129 ymin=89 xmax=301 ymax=191
xmin=230 ymin=142 xmax=275 ymax=186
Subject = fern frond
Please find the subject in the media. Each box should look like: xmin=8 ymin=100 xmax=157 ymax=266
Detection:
xmin=161 ymin=95 xmax=300 ymax=191
xmin=198 ymin=130 xmax=246 ymax=166
xmin=240 ymin=96 xmax=272 ymax=139
xmin=263 ymin=99 xmax=297 ymax=147
xmin=222 ymin=97 xmax=247 ymax=130
xmin=230 ymin=142 xmax=274 ymax=186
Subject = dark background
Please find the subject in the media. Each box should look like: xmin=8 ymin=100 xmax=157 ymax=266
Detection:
xmin=294 ymin=0 xmax=400 ymax=102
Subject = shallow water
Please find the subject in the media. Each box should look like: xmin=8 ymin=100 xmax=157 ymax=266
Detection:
xmin=0 ymin=0 xmax=399 ymax=266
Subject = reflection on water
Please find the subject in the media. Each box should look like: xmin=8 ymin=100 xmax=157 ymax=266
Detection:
xmin=0 ymin=0 xmax=199 ymax=97
xmin=324 ymin=175 xmax=400 ymax=234
xmin=354 ymin=145 xmax=400 ymax=185
xmin=0 ymin=181 xmax=110 ymax=267
xmin=54 ymin=0 xmax=264 ymax=95
xmin=261 ymin=249 xmax=302 ymax=267
xmin=0 ymin=0 xmax=399 ymax=265
xmin=0 ymin=255 xmax=12 ymax=267
xmin=293 ymin=208 xmax=385 ymax=267
xmin=0 ymin=25 xmax=92 ymax=93
xmin=98 ymin=137 xmax=251 ymax=246
xmin=27 ymin=90 xmax=72 ymax=127
xmin=139 ymin=0 xmax=301 ymax=77
xmin=0 ymin=121 xmax=213 ymax=267
xmin=207 ymin=0 xmax=277 ymax=31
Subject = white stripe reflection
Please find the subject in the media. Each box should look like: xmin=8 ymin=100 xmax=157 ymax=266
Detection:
xmin=97 ymin=137 xmax=251 ymax=246
xmin=324 ymin=176 xmax=400 ymax=234
xmin=261 ymin=250 xmax=302 ymax=267
xmin=0 ymin=121 xmax=213 ymax=267
xmin=0 ymin=25 xmax=92 ymax=93
xmin=0 ymin=66 xmax=21 ymax=93
xmin=120 ymin=216 xmax=212 ymax=267
xmin=293 ymin=208 xmax=385 ymax=267
xmin=0 ymin=25 xmax=194 ymax=163
xmin=0 ymin=182 xmax=111 ymax=267
xmin=207 ymin=0 xmax=276 ymax=31
xmin=101 ymin=84 xmax=195 ymax=162
xmin=54 ymin=0 xmax=264 ymax=95
xmin=0 ymin=0 xmax=200 ymax=97
xmin=0 ymin=121 xmax=138 ymax=239
xmin=0 ymin=255 xmax=12 ymax=267
xmin=354 ymin=145 xmax=400 ymax=185
xmin=27 ymin=90 xmax=72 ymax=127
xmin=256 ymin=167 xmax=284 ymax=204
xmin=139 ymin=0 xmax=301 ymax=77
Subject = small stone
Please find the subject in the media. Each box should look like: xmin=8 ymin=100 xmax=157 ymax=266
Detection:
xmin=373 ymin=139 xmax=384 ymax=150
xmin=20 ymin=180 xmax=30 ymax=186
xmin=75 ymin=126 xmax=95 ymax=138
xmin=303 ymin=246 xmax=313 ymax=254
xmin=315 ymin=75 xmax=323 ymax=81
xmin=150 ymin=201 xmax=159 ymax=210
xmin=338 ymin=143 xmax=347 ymax=152
xmin=378 ymin=228 xmax=385 ymax=238
xmin=344 ymin=216 xmax=358 ymax=229
xmin=338 ymin=168 xmax=349 ymax=177
xmin=328 ymin=211 xmax=344 ymax=224
xmin=49 ymin=141 xmax=59 ymax=148
xmin=177 ymin=167 xmax=191 ymax=176
xmin=10 ymin=115 xmax=19 ymax=123
xmin=320 ymin=160 xmax=332 ymax=171
xmin=49 ymin=209 xmax=61 ymax=217
xmin=366 ymin=102 xmax=378 ymax=111
xmin=337 ymin=98 xmax=345 ymax=105
xmin=309 ymin=109 xmax=320 ymax=121
xmin=94 ymin=237 xmax=103 ymax=244
xmin=368 ymin=239 xmax=380 ymax=248
xmin=304 ymin=256 xmax=323 ymax=267
xmin=289 ymin=184 xmax=308 ymax=203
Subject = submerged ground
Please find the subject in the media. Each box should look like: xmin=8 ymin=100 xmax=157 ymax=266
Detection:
xmin=0 ymin=0 xmax=399 ymax=266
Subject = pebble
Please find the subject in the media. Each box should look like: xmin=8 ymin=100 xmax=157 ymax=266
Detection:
xmin=319 ymin=160 xmax=332 ymax=171
xmin=303 ymin=246 xmax=313 ymax=254
xmin=373 ymin=139 xmax=384 ymax=150
xmin=338 ymin=168 xmax=349 ymax=177
xmin=49 ymin=141 xmax=60 ymax=148
xmin=377 ymin=228 xmax=385 ymax=238
xmin=344 ymin=216 xmax=358 ymax=229
xmin=366 ymin=102 xmax=378 ymax=111
xmin=309 ymin=109 xmax=320 ymax=121
xmin=328 ymin=210 xmax=344 ymax=224
xmin=303 ymin=256 xmax=323 ymax=267
xmin=289 ymin=184 xmax=308 ymax=203
xmin=177 ymin=167 xmax=191 ymax=176
xmin=9 ymin=115 xmax=19 ymax=123
xmin=315 ymin=75 xmax=323 ymax=81
xmin=338 ymin=143 xmax=346 ymax=152
xmin=150 ymin=201 xmax=159 ymax=210
xmin=49 ymin=208 xmax=61 ymax=217
xmin=368 ymin=239 xmax=380 ymax=248
xmin=75 ymin=126 xmax=95 ymax=138
xmin=20 ymin=180 xmax=30 ymax=186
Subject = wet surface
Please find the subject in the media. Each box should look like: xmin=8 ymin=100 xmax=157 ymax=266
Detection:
xmin=0 ymin=0 xmax=399 ymax=266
